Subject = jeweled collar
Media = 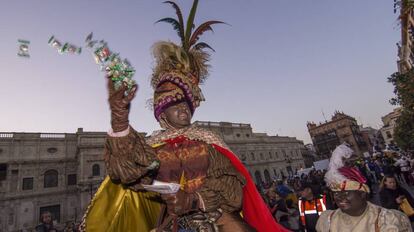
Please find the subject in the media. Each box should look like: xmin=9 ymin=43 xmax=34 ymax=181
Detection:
xmin=146 ymin=123 xmax=229 ymax=150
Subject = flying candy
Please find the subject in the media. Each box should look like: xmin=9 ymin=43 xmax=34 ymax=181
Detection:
xmin=17 ymin=39 xmax=30 ymax=58
xmin=48 ymin=35 xmax=81 ymax=55
xmin=85 ymin=32 xmax=136 ymax=92
xmin=61 ymin=43 xmax=82 ymax=54
xmin=85 ymin=32 xmax=97 ymax=48
xmin=48 ymin=36 xmax=63 ymax=53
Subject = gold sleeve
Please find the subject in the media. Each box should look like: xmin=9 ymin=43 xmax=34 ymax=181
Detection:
xmin=104 ymin=126 xmax=159 ymax=187
xmin=197 ymin=146 xmax=246 ymax=213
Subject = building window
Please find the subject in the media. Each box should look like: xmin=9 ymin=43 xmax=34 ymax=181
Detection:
xmin=386 ymin=131 xmax=392 ymax=139
xmin=269 ymin=152 xmax=272 ymax=159
xmin=246 ymin=134 xmax=250 ymax=137
xmin=260 ymin=153 xmax=264 ymax=160
xmin=67 ymin=174 xmax=77 ymax=186
xmin=92 ymin=164 xmax=100 ymax=176
xmin=47 ymin=147 xmax=58 ymax=154
xmin=275 ymin=152 xmax=279 ymax=159
xmin=22 ymin=177 xmax=34 ymax=190
xmin=0 ymin=163 xmax=7 ymax=181
xmin=254 ymin=171 xmax=263 ymax=185
xmin=250 ymin=153 xmax=255 ymax=161
xmin=40 ymin=205 xmax=60 ymax=223
xmin=236 ymin=133 xmax=241 ymax=137
xmin=8 ymin=213 xmax=14 ymax=225
xmin=44 ymin=170 xmax=58 ymax=188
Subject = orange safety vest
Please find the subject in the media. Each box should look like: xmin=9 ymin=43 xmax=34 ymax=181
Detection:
xmin=298 ymin=195 xmax=327 ymax=227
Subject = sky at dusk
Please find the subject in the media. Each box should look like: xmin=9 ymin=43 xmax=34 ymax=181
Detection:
xmin=0 ymin=0 xmax=401 ymax=144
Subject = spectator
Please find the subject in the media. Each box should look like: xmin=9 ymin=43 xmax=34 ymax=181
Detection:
xmin=379 ymin=174 xmax=414 ymax=221
xmin=297 ymin=182 xmax=327 ymax=232
xmin=266 ymin=189 xmax=290 ymax=229
xmin=395 ymin=156 xmax=412 ymax=185
xmin=286 ymin=199 xmax=301 ymax=231
xmin=35 ymin=211 xmax=57 ymax=232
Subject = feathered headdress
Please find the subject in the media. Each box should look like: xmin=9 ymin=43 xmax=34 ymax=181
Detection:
xmin=325 ymin=144 xmax=370 ymax=192
xmin=151 ymin=0 xmax=224 ymax=120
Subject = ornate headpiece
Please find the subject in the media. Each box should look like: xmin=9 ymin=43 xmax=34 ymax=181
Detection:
xmin=325 ymin=144 xmax=370 ymax=193
xmin=152 ymin=0 xmax=224 ymax=121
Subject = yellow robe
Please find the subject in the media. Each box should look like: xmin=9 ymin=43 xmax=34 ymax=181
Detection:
xmin=83 ymin=176 xmax=162 ymax=232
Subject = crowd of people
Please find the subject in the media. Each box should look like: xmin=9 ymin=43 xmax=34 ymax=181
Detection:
xmin=261 ymin=145 xmax=414 ymax=231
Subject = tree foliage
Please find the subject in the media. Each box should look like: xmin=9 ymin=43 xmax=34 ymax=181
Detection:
xmin=394 ymin=110 xmax=414 ymax=150
xmin=388 ymin=71 xmax=414 ymax=110
xmin=388 ymin=70 xmax=414 ymax=150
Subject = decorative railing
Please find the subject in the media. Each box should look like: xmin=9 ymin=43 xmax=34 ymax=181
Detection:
xmin=0 ymin=133 xmax=13 ymax=138
xmin=40 ymin=133 xmax=66 ymax=139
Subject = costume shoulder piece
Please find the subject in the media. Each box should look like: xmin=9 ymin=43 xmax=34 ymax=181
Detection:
xmin=146 ymin=124 xmax=229 ymax=150
xmin=377 ymin=203 xmax=412 ymax=231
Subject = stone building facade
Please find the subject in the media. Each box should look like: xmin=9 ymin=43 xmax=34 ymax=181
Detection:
xmin=194 ymin=121 xmax=306 ymax=186
xmin=0 ymin=129 xmax=106 ymax=232
xmin=380 ymin=107 xmax=403 ymax=146
xmin=307 ymin=111 xmax=367 ymax=158
xmin=396 ymin=0 xmax=414 ymax=73
xmin=0 ymin=122 xmax=306 ymax=230
xmin=359 ymin=126 xmax=378 ymax=154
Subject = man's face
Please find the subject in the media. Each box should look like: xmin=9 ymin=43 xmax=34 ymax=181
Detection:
xmin=299 ymin=187 xmax=313 ymax=199
xmin=384 ymin=177 xmax=397 ymax=190
xmin=42 ymin=213 xmax=52 ymax=224
xmin=161 ymin=102 xmax=192 ymax=129
xmin=333 ymin=190 xmax=367 ymax=215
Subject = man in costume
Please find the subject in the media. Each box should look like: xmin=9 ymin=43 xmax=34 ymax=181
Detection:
xmin=315 ymin=144 xmax=412 ymax=232
xmin=80 ymin=1 xmax=287 ymax=231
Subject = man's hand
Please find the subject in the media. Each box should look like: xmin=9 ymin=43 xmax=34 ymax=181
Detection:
xmin=107 ymin=77 xmax=137 ymax=132
xmin=396 ymin=195 xmax=405 ymax=204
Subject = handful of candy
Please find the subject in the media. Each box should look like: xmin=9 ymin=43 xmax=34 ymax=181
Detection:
xmin=85 ymin=33 xmax=136 ymax=92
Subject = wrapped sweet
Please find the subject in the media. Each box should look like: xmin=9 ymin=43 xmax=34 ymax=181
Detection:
xmin=17 ymin=39 xmax=30 ymax=58
xmin=61 ymin=43 xmax=82 ymax=54
xmin=48 ymin=36 xmax=62 ymax=51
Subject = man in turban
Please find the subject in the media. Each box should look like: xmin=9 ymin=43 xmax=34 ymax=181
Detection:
xmin=316 ymin=144 xmax=412 ymax=232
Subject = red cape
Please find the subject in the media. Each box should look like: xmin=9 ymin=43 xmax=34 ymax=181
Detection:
xmin=212 ymin=144 xmax=289 ymax=232
xmin=165 ymin=136 xmax=289 ymax=232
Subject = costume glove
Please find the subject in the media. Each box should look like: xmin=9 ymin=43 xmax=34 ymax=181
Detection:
xmin=107 ymin=77 xmax=137 ymax=132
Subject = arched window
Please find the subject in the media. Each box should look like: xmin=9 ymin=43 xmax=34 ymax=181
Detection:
xmin=250 ymin=153 xmax=255 ymax=161
xmin=264 ymin=169 xmax=271 ymax=184
xmin=44 ymin=170 xmax=58 ymax=188
xmin=254 ymin=171 xmax=263 ymax=185
xmin=92 ymin=164 xmax=100 ymax=176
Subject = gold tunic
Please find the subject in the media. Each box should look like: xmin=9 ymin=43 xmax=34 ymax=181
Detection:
xmin=81 ymin=125 xmax=252 ymax=231
xmin=316 ymin=202 xmax=412 ymax=232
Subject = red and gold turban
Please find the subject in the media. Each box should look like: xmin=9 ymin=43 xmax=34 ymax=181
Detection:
xmin=325 ymin=144 xmax=370 ymax=193
xmin=151 ymin=0 xmax=224 ymax=121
